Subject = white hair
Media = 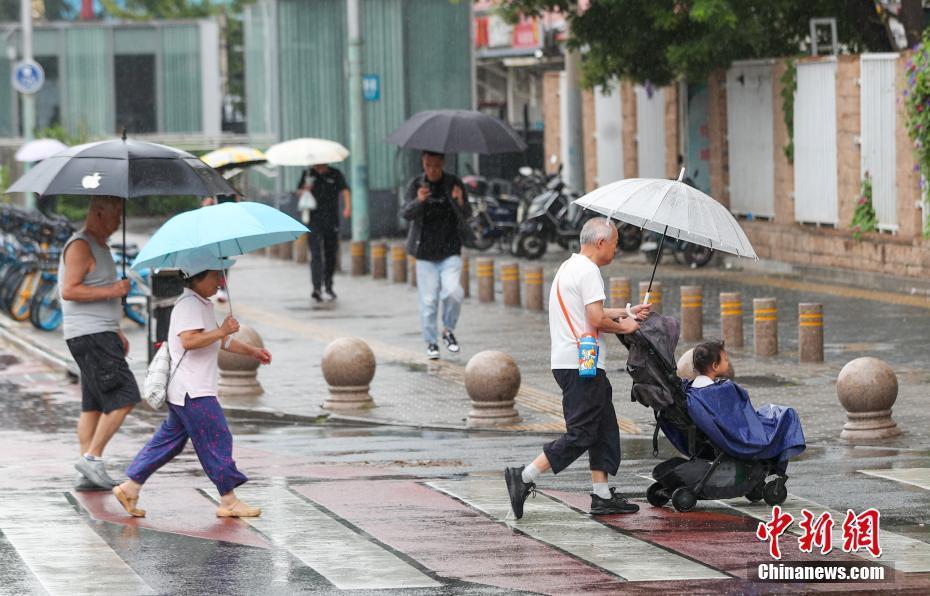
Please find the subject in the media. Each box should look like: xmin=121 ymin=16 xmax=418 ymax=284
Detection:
xmin=579 ymin=217 xmax=616 ymax=246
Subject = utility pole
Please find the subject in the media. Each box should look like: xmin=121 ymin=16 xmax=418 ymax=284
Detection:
xmin=560 ymin=48 xmax=585 ymax=194
xmin=346 ymin=0 xmax=369 ymax=242
xmin=20 ymin=0 xmax=35 ymax=210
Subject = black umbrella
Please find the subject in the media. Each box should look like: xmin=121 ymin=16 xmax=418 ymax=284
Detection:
xmin=7 ymin=132 xmax=237 ymax=279
xmin=386 ymin=109 xmax=527 ymax=155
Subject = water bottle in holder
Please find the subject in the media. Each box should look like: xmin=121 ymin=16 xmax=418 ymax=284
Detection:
xmin=578 ymin=333 xmax=599 ymax=377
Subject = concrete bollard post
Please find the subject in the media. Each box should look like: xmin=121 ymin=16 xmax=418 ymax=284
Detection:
xmin=294 ymin=234 xmax=309 ymax=264
xmin=837 ymin=357 xmax=901 ymax=441
xmin=523 ymin=265 xmax=544 ymax=311
xmin=371 ymin=242 xmax=387 ymax=279
xmin=460 ymin=255 xmax=470 ymax=299
xmin=720 ymin=292 xmax=744 ymax=348
xmin=350 ymin=241 xmax=367 ymax=276
xmin=217 ymin=325 xmax=264 ymax=398
xmin=281 ymin=240 xmax=294 ymax=260
xmin=753 ymin=297 xmax=778 ymax=357
xmin=799 ymin=303 xmax=824 ymax=363
xmin=639 ymin=281 xmax=662 ymax=313
xmin=391 ymin=244 xmax=407 ymax=284
xmin=609 ymin=277 xmax=631 ymax=309
xmin=408 ymin=256 xmax=417 ymax=288
xmin=465 ymin=351 xmax=521 ymax=428
xmin=321 ymin=337 xmax=376 ymax=410
xmin=501 ymin=262 xmax=520 ymax=307
xmin=680 ymin=285 xmax=703 ymax=342
xmin=477 ymin=257 xmax=495 ymax=303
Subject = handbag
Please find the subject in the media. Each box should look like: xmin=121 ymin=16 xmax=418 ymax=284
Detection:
xmin=143 ymin=342 xmax=186 ymax=409
xmin=298 ymin=189 xmax=317 ymax=211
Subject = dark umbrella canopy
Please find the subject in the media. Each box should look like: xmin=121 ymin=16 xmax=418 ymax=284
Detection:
xmin=7 ymin=138 xmax=237 ymax=198
xmin=386 ymin=110 xmax=527 ymax=155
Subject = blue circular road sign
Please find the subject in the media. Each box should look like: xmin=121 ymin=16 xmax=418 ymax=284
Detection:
xmin=12 ymin=60 xmax=44 ymax=95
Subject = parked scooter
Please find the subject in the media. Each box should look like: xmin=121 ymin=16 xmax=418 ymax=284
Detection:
xmin=462 ymin=175 xmax=525 ymax=251
xmin=511 ymin=164 xmax=591 ymax=259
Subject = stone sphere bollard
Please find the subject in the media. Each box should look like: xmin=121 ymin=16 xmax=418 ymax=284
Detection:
xmin=465 ymin=351 xmax=521 ymax=428
xmin=321 ymin=337 xmax=376 ymax=410
xmin=218 ymin=324 xmax=265 ymax=398
xmin=836 ymin=357 xmax=901 ymax=441
xmin=676 ymin=346 xmax=736 ymax=381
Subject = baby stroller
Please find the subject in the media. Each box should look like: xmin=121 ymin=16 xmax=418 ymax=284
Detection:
xmin=618 ymin=313 xmax=805 ymax=513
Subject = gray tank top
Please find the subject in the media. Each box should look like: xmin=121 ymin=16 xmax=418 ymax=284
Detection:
xmin=60 ymin=230 xmax=121 ymax=340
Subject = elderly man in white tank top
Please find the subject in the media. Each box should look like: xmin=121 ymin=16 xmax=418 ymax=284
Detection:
xmin=59 ymin=196 xmax=138 ymax=491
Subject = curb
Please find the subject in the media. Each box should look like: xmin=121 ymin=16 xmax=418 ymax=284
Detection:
xmin=0 ymin=318 xmax=77 ymax=376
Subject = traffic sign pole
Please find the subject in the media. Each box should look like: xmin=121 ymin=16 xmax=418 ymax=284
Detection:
xmin=20 ymin=0 xmax=35 ymax=210
xmin=347 ymin=0 xmax=369 ymax=243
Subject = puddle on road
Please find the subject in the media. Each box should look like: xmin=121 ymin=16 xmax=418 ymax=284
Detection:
xmin=383 ymin=361 xmax=429 ymax=374
xmin=0 ymin=381 xmax=77 ymax=433
xmin=736 ymin=374 xmax=798 ymax=388
xmin=0 ymin=355 xmax=20 ymax=370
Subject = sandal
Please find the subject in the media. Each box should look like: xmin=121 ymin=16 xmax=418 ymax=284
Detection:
xmin=112 ymin=486 xmax=146 ymax=518
xmin=216 ymin=500 xmax=261 ymax=518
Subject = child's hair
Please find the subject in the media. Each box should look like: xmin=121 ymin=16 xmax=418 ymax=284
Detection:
xmin=183 ymin=270 xmax=210 ymax=287
xmin=693 ymin=340 xmax=725 ymax=375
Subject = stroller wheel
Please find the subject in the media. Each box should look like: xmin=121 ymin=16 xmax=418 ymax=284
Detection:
xmin=671 ymin=487 xmax=697 ymax=512
xmin=646 ymin=482 xmax=670 ymax=507
xmin=763 ymin=479 xmax=788 ymax=506
xmin=746 ymin=483 xmax=765 ymax=503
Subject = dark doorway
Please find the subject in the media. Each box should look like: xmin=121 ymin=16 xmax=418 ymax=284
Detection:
xmin=114 ymin=54 xmax=156 ymax=134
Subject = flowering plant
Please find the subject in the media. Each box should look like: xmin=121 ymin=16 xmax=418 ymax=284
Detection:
xmin=850 ymin=173 xmax=878 ymax=240
xmin=903 ymin=31 xmax=930 ymax=237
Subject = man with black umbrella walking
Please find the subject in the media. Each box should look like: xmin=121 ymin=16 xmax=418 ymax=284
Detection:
xmin=402 ymin=151 xmax=472 ymax=359
xmin=59 ymin=196 xmax=140 ymax=491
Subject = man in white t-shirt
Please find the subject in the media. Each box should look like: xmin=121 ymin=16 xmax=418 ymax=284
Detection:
xmin=505 ymin=218 xmax=651 ymax=518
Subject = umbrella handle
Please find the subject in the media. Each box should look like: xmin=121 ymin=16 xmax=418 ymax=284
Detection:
xmin=677 ymin=167 xmax=685 ymax=182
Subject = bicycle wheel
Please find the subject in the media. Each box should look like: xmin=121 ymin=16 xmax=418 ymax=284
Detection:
xmin=30 ymin=280 xmax=62 ymax=331
xmin=9 ymin=268 xmax=39 ymax=321
xmin=0 ymin=266 xmax=25 ymax=313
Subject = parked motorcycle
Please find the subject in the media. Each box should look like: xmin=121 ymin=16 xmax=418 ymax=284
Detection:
xmin=511 ymin=165 xmax=590 ymax=259
xmin=462 ymin=175 xmax=525 ymax=251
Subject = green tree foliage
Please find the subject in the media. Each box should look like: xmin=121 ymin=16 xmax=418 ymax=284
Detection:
xmin=499 ymin=0 xmax=888 ymax=87
xmin=97 ymin=0 xmax=213 ymax=20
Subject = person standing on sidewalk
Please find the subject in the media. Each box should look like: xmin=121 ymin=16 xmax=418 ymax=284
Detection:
xmin=113 ymin=258 xmax=271 ymax=518
xmin=297 ymin=164 xmax=351 ymax=303
xmin=402 ymin=151 xmax=472 ymax=360
xmin=59 ymin=196 xmax=137 ymax=491
xmin=504 ymin=218 xmax=650 ymax=518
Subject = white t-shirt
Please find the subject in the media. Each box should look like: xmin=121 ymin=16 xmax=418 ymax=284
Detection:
xmin=549 ymin=253 xmax=608 ymax=370
xmin=167 ymin=289 xmax=221 ymax=406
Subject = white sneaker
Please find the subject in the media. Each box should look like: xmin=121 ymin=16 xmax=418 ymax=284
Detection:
xmin=426 ymin=343 xmax=440 ymax=359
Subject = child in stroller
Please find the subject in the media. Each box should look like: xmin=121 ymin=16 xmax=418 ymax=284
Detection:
xmin=620 ymin=314 xmax=806 ymax=513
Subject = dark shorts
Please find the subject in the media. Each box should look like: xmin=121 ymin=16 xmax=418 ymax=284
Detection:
xmin=66 ymin=331 xmax=141 ymax=413
xmin=543 ymin=368 xmax=621 ymax=476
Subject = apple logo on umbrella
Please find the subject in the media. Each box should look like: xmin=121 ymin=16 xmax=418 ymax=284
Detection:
xmin=82 ymin=172 xmax=101 ymax=190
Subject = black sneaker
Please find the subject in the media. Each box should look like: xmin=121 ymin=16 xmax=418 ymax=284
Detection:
xmin=324 ymin=288 xmax=337 ymax=301
xmin=590 ymin=487 xmax=640 ymax=515
xmin=504 ymin=466 xmax=536 ymax=520
xmin=311 ymin=291 xmax=324 ymax=303
xmin=426 ymin=343 xmax=440 ymax=359
xmin=442 ymin=330 xmax=460 ymax=353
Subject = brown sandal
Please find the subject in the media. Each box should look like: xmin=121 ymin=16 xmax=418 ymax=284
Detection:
xmin=216 ymin=500 xmax=261 ymax=518
xmin=112 ymin=486 xmax=146 ymax=518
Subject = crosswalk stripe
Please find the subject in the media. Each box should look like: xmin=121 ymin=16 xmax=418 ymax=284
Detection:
xmin=230 ymin=486 xmax=440 ymax=590
xmin=859 ymin=467 xmax=930 ymax=491
xmin=717 ymin=494 xmax=930 ymax=573
xmin=0 ymin=492 xmax=153 ymax=595
xmin=428 ymin=477 xmax=729 ymax=582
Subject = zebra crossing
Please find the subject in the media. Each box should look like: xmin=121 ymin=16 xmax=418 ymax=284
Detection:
xmin=0 ymin=469 xmax=927 ymax=593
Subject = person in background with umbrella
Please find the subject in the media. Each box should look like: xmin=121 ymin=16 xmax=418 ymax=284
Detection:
xmin=296 ymin=163 xmax=351 ymax=303
xmin=59 ymin=196 xmax=137 ymax=491
xmin=504 ymin=218 xmax=649 ymax=519
xmin=402 ymin=151 xmax=472 ymax=359
xmin=113 ymin=255 xmax=271 ymax=519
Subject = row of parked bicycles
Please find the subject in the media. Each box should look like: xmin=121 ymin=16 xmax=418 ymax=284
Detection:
xmin=0 ymin=205 xmax=150 ymax=332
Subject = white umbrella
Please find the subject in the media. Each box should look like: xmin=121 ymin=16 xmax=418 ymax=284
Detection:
xmin=574 ymin=168 xmax=757 ymax=302
xmin=265 ymin=138 xmax=349 ymax=167
xmin=15 ymin=139 xmax=67 ymax=162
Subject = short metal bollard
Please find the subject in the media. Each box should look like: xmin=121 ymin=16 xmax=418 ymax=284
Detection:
xmin=523 ymin=266 xmax=544 ymax=311
xmin=477 ymin=257 xmax=495 ymax=303
xmin=639 ymin=281 xmax=662 ymax=313
xmin=350 ymin=241 xmax=367 ymax=276
xmin=799 ymin=303 xmax=824 ymax=363
xmin=720 ymin=292 xmax=744 ymax=348
xmin=465 ymin=351 xmax=521 ymax=428
xmin=371 ymin=242 xmax=387 ymax=279
xmin=321 ymin=337 xmax=376 ymax=410
xmin=837 ymin=357 xmax=901 ymax=441
xmin=391 ymin=244 xmax=407 ymax=284
xmin=680 ymin=285 xmax=703 ymax=342
xmin=609 ymin=277 xmax=631 ymax=309
xmin=408 ymin=255 xmax=417 ymax=288
xmin=460 ymin=255 xmax=470 ymax=299
xmin=501 ymin=262 xmax=520 ymax=307
xmin=753 ymin=297 xmax=778 ymax=357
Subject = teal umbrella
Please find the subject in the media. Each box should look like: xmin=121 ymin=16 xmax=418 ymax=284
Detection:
xmin=132 ymin=201 xmax=309 ymax=314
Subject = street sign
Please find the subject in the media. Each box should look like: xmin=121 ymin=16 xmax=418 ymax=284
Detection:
xmin=362 ymin=74 xmax=380 ymax=102
xmin=12 ymin=60 xmax=44 ymax=95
